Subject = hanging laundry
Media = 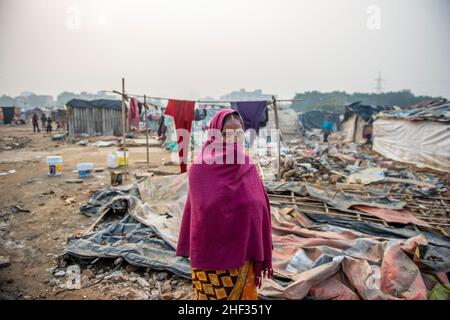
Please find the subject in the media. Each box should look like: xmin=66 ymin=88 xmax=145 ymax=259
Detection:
xmin=164 ymin=99 xmax=195 ymax=173
xmin=259 ymin=106 xmax=269 ymax=128
xmin=128 ymin=97 xmax=140 ymax=132
xmin=230 ymin=101 xmax=268 ymax=144
xmin=194 ymin=108 xmax=207 ymax=121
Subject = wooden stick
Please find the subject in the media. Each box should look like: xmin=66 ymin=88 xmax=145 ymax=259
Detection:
xmin=256 ymin=155 xmax=266 ymax=180
xmin=272 ymin=96 xmax=281 ymax=181
xmin=121 ymin=78 xmax=126 ymax=146
xmin=84 ymin=209 xmax=109 ymax=236
xmin=270 ymin=194 xmax=450 ymax=221
xmin=144 ymin=95 xmax=149 ymax=164
xmin=383 ymin=177 xmax=436 ymax=188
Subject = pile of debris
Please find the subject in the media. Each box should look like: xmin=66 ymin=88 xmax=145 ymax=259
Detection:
xmin=47 ymin=259 xmax=194 ymax=300
xmin=52 ymin=175 xmax=193 ymax=300
xmin=52 ymin=173 xmax=450 ymax=300
xmin=0 ymin=136 xmax=32 ymax=151
xmin=276 ymin=136 xmax=449 ymax=235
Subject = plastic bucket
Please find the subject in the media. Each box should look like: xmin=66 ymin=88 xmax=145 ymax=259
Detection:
xmin=107 ymin=152 xmax=119 ymax=169
xmin=116 ymin=151 xmax=129 ymax=166
xmin=47 ymin=156 xmax=63 ymax=176
xmin=77 ymin=162 xmax=94 ymax=178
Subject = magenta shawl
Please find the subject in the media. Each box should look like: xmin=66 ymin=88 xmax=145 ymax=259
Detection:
xmin=176 ymin=109 xmax=273 ymax=286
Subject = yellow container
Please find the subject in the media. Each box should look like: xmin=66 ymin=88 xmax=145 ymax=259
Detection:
xmin=116 ymin=151 xmax=129 ymax=166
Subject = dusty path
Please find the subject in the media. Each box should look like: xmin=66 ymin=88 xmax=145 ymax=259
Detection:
xmin=0 ymin=125 xmax=193 ymax=300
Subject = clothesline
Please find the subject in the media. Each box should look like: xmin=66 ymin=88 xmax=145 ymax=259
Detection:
xmin=106 ymin=83 xmax=285 ymax=179
xmin=102 ymin=90 xmax=302 ymax=105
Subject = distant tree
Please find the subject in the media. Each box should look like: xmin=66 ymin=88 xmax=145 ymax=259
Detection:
xmin=57 ymin=92 xmax=79 ymax=106
xmin=291 ymin=90 xmax=438 ymax=113
xmin=0 ymin=95 xmax=15 ymax=107
xmin=57 ymin=91 xmax=115 ymax=106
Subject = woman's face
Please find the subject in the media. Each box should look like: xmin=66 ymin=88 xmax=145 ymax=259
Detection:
xmin=221 ymin=116 xmax=244 ymax=144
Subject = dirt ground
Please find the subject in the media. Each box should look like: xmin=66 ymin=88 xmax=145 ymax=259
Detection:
xmin=0 ymin=124 xmax=193 ymax=300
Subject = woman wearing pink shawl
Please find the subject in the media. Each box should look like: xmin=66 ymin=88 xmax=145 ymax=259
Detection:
xmin=176 ymin=109 xmax=273 ymax=300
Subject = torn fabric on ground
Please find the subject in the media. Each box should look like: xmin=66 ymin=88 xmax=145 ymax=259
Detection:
xmin=66 ymin=174 xmax=450 ymax=300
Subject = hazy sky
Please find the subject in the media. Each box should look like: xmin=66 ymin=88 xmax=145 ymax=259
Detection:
xmin=1 ymin=0 xmax=449 ymax=99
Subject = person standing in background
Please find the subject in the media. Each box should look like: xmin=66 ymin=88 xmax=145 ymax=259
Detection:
xmin=322 ymin=116 xmax=334 ymax=143
xmin=363 ymin=120 xmax=374 ymax=145
xmin=40 ymin=113 xmax=47 ymax=129
xmin=46 ymin=117 xmax=53 ymax=134
xmin=32 ymin=113 xmax=40 ymax=132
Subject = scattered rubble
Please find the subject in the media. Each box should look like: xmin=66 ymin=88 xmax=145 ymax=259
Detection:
xmin=0 ymin=136 xmax=32 ymax=151
xmin=0 ymin=255 xmax=11 ymax=268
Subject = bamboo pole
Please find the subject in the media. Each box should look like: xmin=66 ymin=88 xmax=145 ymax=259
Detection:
xmin=121 ymin=78 xmax=126 ymax=146
xmin=272 ymin=96 xmax=281 ymax=180
xmin=144 ymin=95 xmax=149 ymax=164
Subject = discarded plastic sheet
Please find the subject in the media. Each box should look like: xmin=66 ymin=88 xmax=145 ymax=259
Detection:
xmin=93 ymin=140 xmax=117 ymax=147
xmin=259 ymin=206 xmax=450 ymax=300
xmin=66 ymin=214 xmax=191 ymax=278
xmin=265 ymin=181 xmax=406 ymax=211
xmin=347 ymin=168 xmax=385 ymax=185
xmin=0 ymin=169 xmax=16 ymax=176
xmin=353 ymin=205 xmax=431 ymax=228
xmin=66 ymin=174 xmax=450 ymax=300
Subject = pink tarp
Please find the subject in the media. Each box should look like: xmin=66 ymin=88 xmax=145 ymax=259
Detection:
xmin=259 ymin=207 xmax=444 ymax=300
xmin=353 ymin=205 xmax=431 ymax=228
xmin=133 ymin=174 xmax=449 ymax=300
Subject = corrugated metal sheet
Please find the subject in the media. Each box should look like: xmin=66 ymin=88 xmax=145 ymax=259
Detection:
xmin=67 ymin=106 xmax=123 ymax=136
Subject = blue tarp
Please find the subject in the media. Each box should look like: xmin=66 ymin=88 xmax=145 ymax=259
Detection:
xmin=66 ymin=99 xmax=122 ymax=111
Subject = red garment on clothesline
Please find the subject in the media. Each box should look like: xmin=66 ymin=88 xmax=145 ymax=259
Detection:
xmin=128 ymin=97 xmax=140 ymax=132
xmin=165 ymin=99 xmax=195 ymax=173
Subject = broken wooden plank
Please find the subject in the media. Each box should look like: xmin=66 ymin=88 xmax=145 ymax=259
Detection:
xmin=383 ymin=177 xmax=436 ymax=188
xmin=66 ymin=179 xmax=83 ymax=184
xmin=84 ymin=209 xmax=109 ymax=236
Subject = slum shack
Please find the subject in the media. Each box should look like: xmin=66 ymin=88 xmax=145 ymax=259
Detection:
xmin=340 ymin=101 xmax=383 ymax=144
xmin=24 ymin=107 xmax=46 ymax=123
xmin=267 ymin=107 xmax=302 ymax=145
xmin=298 ymin=110 xmax=341 ymax=131
xmin=66 ymin=99 xmax=122 ymax=136
xmin=373 ymin=99 xmax=450 ymax=173
xmin=0 ymin=106 xmax=21 ymax=124
xmin=50 ymin=107 xmax=67 ymax=127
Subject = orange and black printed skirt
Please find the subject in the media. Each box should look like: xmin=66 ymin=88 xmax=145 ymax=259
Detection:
xmin=191 ymin=261 xmax=258 ymax=300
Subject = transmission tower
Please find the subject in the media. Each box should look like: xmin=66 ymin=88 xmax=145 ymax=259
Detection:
xmin=374 ymin=71 xmax=385 ymax=93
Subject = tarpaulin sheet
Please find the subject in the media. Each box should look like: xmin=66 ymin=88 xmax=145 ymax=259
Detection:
xmin=66 ymin=214 xmax=191 ymax=278
xmin=67 ymin=174 xmax=450 ymax=299
xmin=265 ymin=181 xmax=406 ymax=211
xmin=305 ymin=213 xmax=450 ymax=251
xmin=373 ymin=119 xmax=450 ymax=173
xmin=353 ymin=205 xmax=431 ymax=228
xmin=66 ymin=99 xmax=122 ymax=111
xmin=298 ymin=111 xmax=341 ymax=131
xmin=259 ymin=207 xmax=450 ymax=300
xmin=341 ymin=114 xmax=368 ymax=144
xmin=347 ymin=168 xmax=385 ymax=185
xmin=65 ymin=175 xmax=191 ymax=278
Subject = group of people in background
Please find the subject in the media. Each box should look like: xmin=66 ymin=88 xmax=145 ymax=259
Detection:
xmin=31 ymin=113 xmax=63 ymax=134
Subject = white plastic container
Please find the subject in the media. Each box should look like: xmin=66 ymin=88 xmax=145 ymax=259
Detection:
xmin=107 ymin=152 xmax=119 ymax=169
xmin=47 ymin=156 xmax=63 ymax=176
xmin=77 ymin=162 xmax=94 ymax=178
